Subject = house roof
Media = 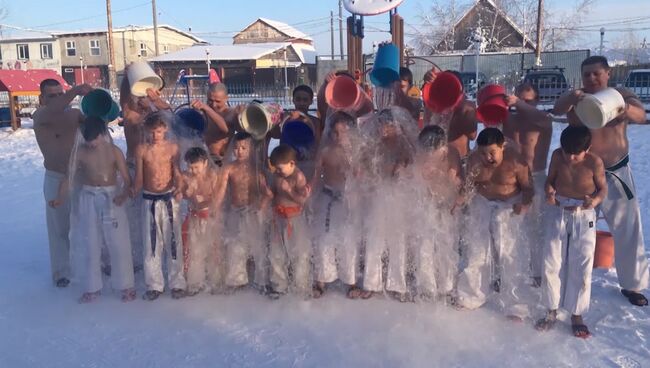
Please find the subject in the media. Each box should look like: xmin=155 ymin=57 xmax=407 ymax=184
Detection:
xmin=0 ymin=29 xmax=57 ymax=43
xmin=0 ymin=69 xmax=69 ymax=94
xmin=235 ymin=18 xmax=313 ymax=41
xmin=51 ymin=24 xmax=205 ymax=43
xmin=149 ymin=42 xmax=316 ymax=64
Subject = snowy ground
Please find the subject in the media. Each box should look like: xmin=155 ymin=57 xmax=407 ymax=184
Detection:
xmin=0 ymin=121 xmax=649 ymax=368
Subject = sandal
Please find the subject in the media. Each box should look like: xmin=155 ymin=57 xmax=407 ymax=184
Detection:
xmin=79 ymin=291 xmax=101 ymax=304
xmin=312 ymin=284 xmax=325 ymax=299
xmin=535 ymin=316 xmax=556 ymax=331
xmin=572 ymin=324 xmax=591 ymax=339
xmin=121 ymin=289 xmax=136 ymax=302
xmin=621 ymin=289 xmax=649 ymax=306
xmin=143 ymin=290 xmax=162 ymax=301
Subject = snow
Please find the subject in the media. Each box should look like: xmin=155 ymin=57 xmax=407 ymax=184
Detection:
xmin=0 ymin=120 xmax=649 ymax=367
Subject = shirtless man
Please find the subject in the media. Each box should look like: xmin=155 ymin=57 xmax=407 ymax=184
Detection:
xmin=203 ymin=83 xmax=243 ymax=166
xmin=215 ymin=132 xmax=272 ymax=291
xmin=554 ymin=55 xmax=649 ymax=306
xmin=133 ymin=112 xmax=186 ymax=300
xmin=536 ymin=125 xmax=607 ymax=338
xmin=33 ymin=79 xmax=92 ymax=287
xmin=455 ymin=128 xmax=534 ymax=321
xmin=503 ymin=83 xmax=554 ymax=285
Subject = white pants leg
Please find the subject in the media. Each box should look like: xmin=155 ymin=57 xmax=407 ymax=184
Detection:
xmin=269 ymin=213 xmax=310 ymax=294
xmin=599 ymin=163 xmax=649 ymax=291
xmin=185 ymin=214 xmax=211 ymax=292
xmin=126 ymin=163 xmax=143 ymax=269
xmin=385 ymin=227 xmax=408 ymax=294
xmin=312 ymin=190 xmax=343 ymax=284
xmin=527 ymin=171 xmax=549 ymax=279
xmin=225 ymin=208 xmax=262 ymax=287
xmin=362 ymin=203 xmax=386 ymax=292
xmin=43 ymin=170 xmax=71 ymax=282
xmin=434 ymin=210 xmax=460 ymax=295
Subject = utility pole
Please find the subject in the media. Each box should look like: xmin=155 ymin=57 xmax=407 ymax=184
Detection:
xmin=551 ymin=28 xmax=555 ymax=51
xmin=599 ymin=27 xmax=605 ymax=55
xmin=535 ymin=0 xmax=543 ymax=66
xmin=106 ymin=0 xmax=117 ymax=90
xmin=330 ymin=10 xmax=335 ymax=59
xmin=152 ymin=0 xmax=160 ymax=56
xmin=338 ymin=0 xmax=344 ymax=60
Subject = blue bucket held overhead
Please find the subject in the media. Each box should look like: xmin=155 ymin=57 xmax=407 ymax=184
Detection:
xmin=370 ymin=43 xmax=400 ymax=87
xmin=173 ymin=108 xmax=206 ymax=139
xmin=81 ymin=89 xmax=114 ymax=118
xmin=280 ymin=120 xmax=315 ymax=156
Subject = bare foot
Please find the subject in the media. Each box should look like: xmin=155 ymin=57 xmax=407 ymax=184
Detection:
xmin=121 ymin=288 xmax=136 ymax=302
xmin=571 ymin=315 xmax=591 ymax=339
xmin=79 ymin=291 xmax=101 ymax=304
xmin=312 ymin=282 xmax=325 ymax=299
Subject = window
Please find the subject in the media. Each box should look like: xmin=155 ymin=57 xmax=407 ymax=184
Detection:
xmin=163 ymin=45 xmax=169 ymax=54
xmin=89 ymin=39 xmax=100 ymax=56
xmin=139 ymin=42 xmax=147 ymax=57
xmin=17 ymin=44 xmax=29 ymax=60
xmin=40 ymin=43 xmax=53 ymax=59
xmin=66 ymin=41 xmax=76 ymax=57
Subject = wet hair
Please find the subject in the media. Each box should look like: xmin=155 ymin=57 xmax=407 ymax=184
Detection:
xmin=143 ymin=111 xmax=167 ymax=130
xmin=39 ymin=79 xmax=61 ymax=94
xmin=399 ymin=67 xmax=413 ymax=86
xmin=560 ymin=125 xmax=591 ymax=154
xmin=328 ymin=111 xmax=355 ymax=130
xmin=292 ymin=85 xmax=314 ymax=99
xmin=515 ymin=82 xmax=539 ymax=98
xmin=476 ymin=127 xmax=505 ymax=146
xmin=418 ymin=125 xmax=446 ymax=150
xmin=234 ymin=131 xmax=252 ymax=142
xmin=581 ymin=55 xmax=610 ymax=71
xmin=208 ymin=82 xmax=228 ymax=94
xmin=184 ymin=146 xmax=209 ymax=164
xmin=270 ymin=144 xmax=297 ymax=166
xmin=81 ymin=116 xmax=108 ymax=142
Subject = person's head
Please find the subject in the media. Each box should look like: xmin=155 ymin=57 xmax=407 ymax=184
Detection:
xmin=515 ymin=83 xmax=539 ymax=106
xmin=270 ymin=144 xmax=297 ymax=177
xmin=292 ymin=85 xmax=314 ymax=112
xmin=143 ymin=112 xmax=168 ymax=143
xmin=418 ymin=125 xmax=446 ymax=151
xmin=399 ymin=67 xmax=413 ymax=94
xmin=207 ymin=83 xmax=228 ymax=111
xmin=581 ymin=56 xmax=610 ymax=93
xmin=328 ymin=111 xmax=355 ymax=145
xmin=560 ymin=125 xmax=591 ymax=164
xmin=476 ymin=127 xmax=505 ymax=167
xmin=376 ymin=109 xmax=399 ymax=141
xmin=184 ymin=146 xmax=209 ymax=176
xmin=39 ymin=79 xmax=64 ymax=106
xmin=81 ymin=116 xmax=108 ymax=147
xmin=233 ymin=132 xmax=253 ymax=161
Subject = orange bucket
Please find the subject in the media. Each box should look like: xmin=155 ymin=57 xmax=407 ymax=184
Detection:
xmin=594 ymin=230 xmax=614 ymax=269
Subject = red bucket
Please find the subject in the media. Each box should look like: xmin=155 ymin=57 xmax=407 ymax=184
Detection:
xmin=477 ymin=84 xmax=508 ymax=126
xmin=422 ymin=71 xmax=463 ymax=113
xmin=325 ymin=75 xmax=361 ymax=110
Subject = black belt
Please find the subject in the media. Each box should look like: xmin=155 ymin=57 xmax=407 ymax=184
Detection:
xmin=605 ymin=155 xmax=634 ymax=200
xmin=142 ymin=191 xmax=177 ymax=259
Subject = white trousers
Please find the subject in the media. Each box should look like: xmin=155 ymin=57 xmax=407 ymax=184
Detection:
xmin=456 ymin=194 xmax=531 ymax=318
xmin=71 ymin=186 xmax=134 ymax=293
xmin=526 ymin=171 xmax=550 ymax=279
xmin=312 ymin=187 xmax=359 ymax=285
xmin=542 ymin=200 xmax=596 ymax=315
xmin=224 ymin=207 xmax=267 ymax=287
xmin=599 ymin=159 xmax=649 ymax=291
xmin=126 ymin=162 xmax=143 ymax=268
xmin=141 ymin=191 xmax=186 ymax=292
xmin=184 ymin=210 xmax=222 ymax=293
xmin=269 ymin=210 xmax=311 ymax=294
xmin=43 ymin=170 xmax=71 ymax=283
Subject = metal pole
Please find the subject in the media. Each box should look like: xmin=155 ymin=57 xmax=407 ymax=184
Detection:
xmin=152 ymin=0 xmax=160 ymax=56
xmin=80 ymin=56 xmax=85 ymax=84
xmin=121 ymin=30 xmax=127 ymax=68
xmin=284 ymin=48 xmax=289 ymax=99
xmin=330 ymin=10 xmax=335 ymax=59
xmin=106 ymin=0 xmax=117 ymax=89
xmin=206 ymin=49 xmax=211 ymax=74
xmin=599 ymin=27 xmax=605 ymax=55
xmin=551 ymin=28 xmax=555 ymax=51
xmin=535 ymin=0 xmax=543 ymax=66
xmin=338 ymin=0 xmax=344 ymax=60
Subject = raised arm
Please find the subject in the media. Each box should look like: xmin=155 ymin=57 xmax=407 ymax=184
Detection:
xmin=544 ymin=150 xmax=560 ymax=205
xmin=506 ymin=95 xmax=553 ymax=128
xmin=43 ymin=84 xmax=93 ymax=114
xmin=617 ymin=88 xmax=647 ymax=124
xmin=192 ymin=100 xmax=228 ymax=133
xmin=553 ymin=89 xmax=583 ymax=115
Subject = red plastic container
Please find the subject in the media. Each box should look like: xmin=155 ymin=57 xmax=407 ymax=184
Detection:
xmin=422 ymin=71 xmax=464 ymax=113
xmin=477 ymin=84 xmax=508 ymax=126
xmin=325 ymin=75 xmax=361 ymax=110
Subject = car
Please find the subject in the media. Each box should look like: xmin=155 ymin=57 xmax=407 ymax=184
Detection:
xmin=523 ymin=67 xmax=569 ymax=103
xmin=623 ymin=69 xmax=650 ymax=102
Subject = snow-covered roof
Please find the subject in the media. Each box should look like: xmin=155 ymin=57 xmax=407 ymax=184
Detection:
xmin=149 ymin=42 xmax=316 ymax=64
xmin=0 ymin=29 xmax=56 ymax=42
xmin=289 ymin=43 xmax=317 ymax=64
xmin=236 ymin=18 xmax=313 ymax=41
xmin=51 ymin=24 xmax=205 ymax=43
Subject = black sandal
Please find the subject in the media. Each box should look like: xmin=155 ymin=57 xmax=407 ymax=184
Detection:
xmin=621 ymin=289 xmax=649 ymax=306
xmin=572 ymin=324 xmax=591 ymax=338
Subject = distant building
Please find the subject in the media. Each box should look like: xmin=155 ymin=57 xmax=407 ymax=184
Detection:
xmin=0 ymin=31 xmax=62 ymax=72
xmin=233 ymin=18 xmax=313 ymax=45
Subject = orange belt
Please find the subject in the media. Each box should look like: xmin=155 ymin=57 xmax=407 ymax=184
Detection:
xmin=273 ymin=204 xmax=302 ymax=239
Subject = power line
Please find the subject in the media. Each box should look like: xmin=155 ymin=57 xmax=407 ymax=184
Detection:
xmin=31 ymin=1 xmax=151 ymax=29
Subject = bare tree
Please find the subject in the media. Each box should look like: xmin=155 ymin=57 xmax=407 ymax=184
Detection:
xmin=411 ymin=0 xmax=469 ymax=54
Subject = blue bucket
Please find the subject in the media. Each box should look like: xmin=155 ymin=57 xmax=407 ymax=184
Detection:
xmin=103 ymin=101 xmax=120 ymax=122
xmin=280 ymin=120 xmax=315 ymax=157
xmin=81 ymin=89 xmax=114 ymax=119
xmin=173 ymin=108 xmax=206 ymax=139
xmin=370 ymin=43 xmax=400 ymax=87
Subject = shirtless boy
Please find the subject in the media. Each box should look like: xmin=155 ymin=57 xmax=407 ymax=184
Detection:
xmin=54 ymin=117 xmax=135 ymax=303
xmin=536 ymin=125 xmax=607 ymax=338
xmin=292 ymin=85 xmax=323 ymax=143
xmin=215 ymin=133 xmax=272 ymax=291
xmin=34 ymin=79 xmax=92 ymax=287
xmin=181 ymin=147 xmax=221 ymax=295
xmin=455 ymin=128 xmax=534 ymax=320
xmin=267 ymin=144 xmax=312 ymax=298
xmin=133 ymin=112 xmax=186 ymax=300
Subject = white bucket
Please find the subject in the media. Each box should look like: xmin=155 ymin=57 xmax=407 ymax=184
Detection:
xmin=239 ymin=102 xmax=275 ymax=140
xmin=575 ymin=88 xmax=625 ymax=129
xmin=127 ymin=61 xmax=163 ymax=97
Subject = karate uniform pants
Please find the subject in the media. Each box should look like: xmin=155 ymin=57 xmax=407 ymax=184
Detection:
xmin=269 ymin=214 xmax=311 ymax=294
xmin=43 ymin=170 xmax=71 ymax=283
xmin=224 ymin=208 xmax=267 ymax=288
xmin=185 ymin=212 xmax=222 ymax=293
xmin=526 ymin=171 xmax=550 ymax=279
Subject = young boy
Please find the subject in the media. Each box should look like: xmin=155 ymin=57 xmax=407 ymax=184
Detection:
xmin=215 ymin=132 xmax=272 ymax=291
xmin=53 ymin=116 xmax=135 ymax=303
xmin=267 ymin=144 xmax=312 ymax=298
xmin=413 ymin=125 xmax=462 ymax=300
xmin=311 ymin=112 xmax=361 ymax=298
xmin=292 ymin=85 xmax=322 ymax=143
xmin=133 ymin=112 xmax=186 ymax=300
xmin=535 ymin=126 xmax=607 ymax=338
xmin=181 ymin=147 xmax=222 ymax=296
xmin=455 ymin=128 xmax=534 ymax=320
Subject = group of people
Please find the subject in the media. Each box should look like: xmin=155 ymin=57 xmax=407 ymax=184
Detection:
xmin=32 ymin=55 xmax=648 ymax=339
